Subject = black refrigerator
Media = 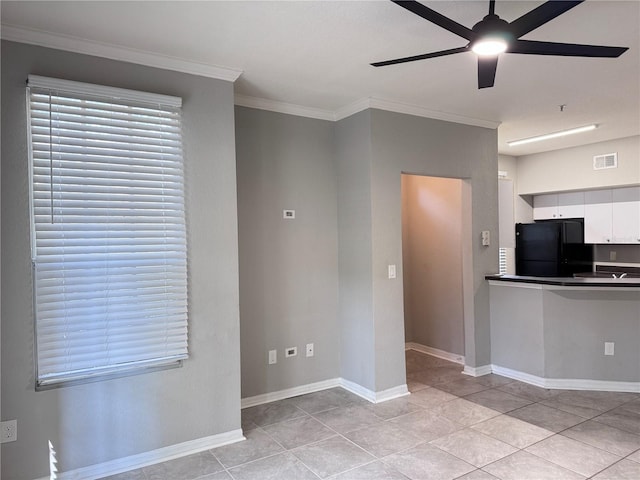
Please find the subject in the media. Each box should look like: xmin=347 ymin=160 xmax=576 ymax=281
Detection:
xmin=515 ymin=220 xmax=593 ymax=277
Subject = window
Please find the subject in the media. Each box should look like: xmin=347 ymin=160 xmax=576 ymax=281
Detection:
xmin=498 ymin=176 xmax=515 ymax=275
xmin=499 ymin=247 xmax=508 ymax=275
xmin=27 ymin=75 xmax=188 ymax=387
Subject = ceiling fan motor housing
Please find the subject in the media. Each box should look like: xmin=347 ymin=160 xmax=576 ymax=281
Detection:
xmin=471 ymin=14 xmax=515 ymax=51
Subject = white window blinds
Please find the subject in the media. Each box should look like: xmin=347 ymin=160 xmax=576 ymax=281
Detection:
xmin=499 ymin=247 xmax=508 ymax=275
xmin=27 ymin=75 xmax=188 ymax=387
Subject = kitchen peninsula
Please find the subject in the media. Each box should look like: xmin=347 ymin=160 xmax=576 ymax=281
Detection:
xmin=486 ymin=274 xmax=640 ymax=392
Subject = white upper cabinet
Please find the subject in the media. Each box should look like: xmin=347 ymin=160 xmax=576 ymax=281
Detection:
xmin=533 ymin=192 xmax=584 ymax=220
xmin=532 ymin=187 xmax=640 ymax=244
xmin=611 ymin=186 xmax=640 ymax=244
xmin=533 ymin=194 xmax=557 ymax=219
xmin=584 ymin=189 xmax=613 ymax=243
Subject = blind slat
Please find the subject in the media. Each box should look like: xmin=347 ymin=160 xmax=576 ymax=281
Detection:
xmin=28 ymin=76 xmax=188 ymax=386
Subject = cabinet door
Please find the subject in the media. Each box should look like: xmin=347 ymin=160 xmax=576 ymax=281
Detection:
xmin=584 ymin=189 xmax=612 ymax=243
xmin=533 ymin=194 xmax=558 ymax=219
xmin=612 ymin=187 xmax=640 ymax=244
xmin=557 ymin=192 xmax=585 ymax=218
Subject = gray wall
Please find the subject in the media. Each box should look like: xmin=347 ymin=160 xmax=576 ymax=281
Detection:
xmin=336 ymin=109 xmax=498 ymax=391
xmin=517 ymin=135 xmax=640 ymax=195
xmin=490 ymin=284 xmax=545 ymax=376
xmin=1 ymin=39 xmax=501 ymax=478
xmin=543 ymin=288 xmax=640 ymax=382
xmin=490 ymin=283 xmax=640 ymax=383
xmin=1 ymin=41 xmax=241 ymax=479
xmin=235 ymin=107 xmax=339 ymax=398
xmin=402 ymin=175 xmax=464 ymax=356
xmin=335 ymin=110 xmax=376 ymax=391
xmin=370 ymin=110 xmax=498 ymax=371
xmin=0 ymin=39 xmax=2 ymax=475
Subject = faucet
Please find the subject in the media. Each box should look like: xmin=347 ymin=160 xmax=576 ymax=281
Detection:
xmin=612 ymin=273 xmax=628 ymax=279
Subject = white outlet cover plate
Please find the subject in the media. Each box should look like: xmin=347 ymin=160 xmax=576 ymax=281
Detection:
xmin=283 ymin=209 xmax=295 ymax=219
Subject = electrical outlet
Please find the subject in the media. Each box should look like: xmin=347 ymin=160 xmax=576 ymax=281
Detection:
xmin=285 ymin=346 xmax=297 ymax=358
xmin=1 ymin=420 xmax=17 ymax=443
xmin=604 ymin=342 xmax=615 ymax=356
xmin=268 ymin=349 xmax=277 ymax=364
xmin=306 ymin=343 xmax=314 ymax=357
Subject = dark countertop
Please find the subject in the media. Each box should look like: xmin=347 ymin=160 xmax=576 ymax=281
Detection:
xmin=486 ymin=274 xmax=640 ymax=288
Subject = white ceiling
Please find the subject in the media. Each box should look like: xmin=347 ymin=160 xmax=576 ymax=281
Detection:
xmin=2 ymin=0 xmax=639 ymax=156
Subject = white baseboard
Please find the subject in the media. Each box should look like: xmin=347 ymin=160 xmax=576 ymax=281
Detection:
xmin=241 ymin=378 xmax=341 ymax=409
xmin=372 ymin=383 xmax=410 ymax=403
xmin=462 ymin=364 xmax=493 ymax=377
xmin=339 ymin=377 xmax=377 ymax=403
xmin=242 ymin=377 xmax=409 ymax=409
xmin=491 ymin=365 xmax=640 ymax=393
xmin=37 ymin=429 xmax=245 ymax=480
xmin=338 ymin=378 xmax=409 ymax=403
xmin=405 ymin=342 xmax=464 ymax=365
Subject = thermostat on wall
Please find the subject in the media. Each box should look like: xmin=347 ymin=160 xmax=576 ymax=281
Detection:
xmin=283 ymin=209 xmax=295 ymax=219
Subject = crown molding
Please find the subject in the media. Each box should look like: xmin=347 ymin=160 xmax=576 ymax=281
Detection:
xmin=234 ymin=94 xmax=335 ymax=121
xmin=370 ymin=98 xmax=501 ymax=129
xmin=235 ymin=95 xmax=501 ymax=129
xmin=1 ymin=24 xmax=243 ymax=82
xmin=2 ymin=24 xmax=499 ymax=128
xmin=333 ymin=98 xmax=373 ymax=121
xmin=336 ymin=97 xmax=501 ymax=129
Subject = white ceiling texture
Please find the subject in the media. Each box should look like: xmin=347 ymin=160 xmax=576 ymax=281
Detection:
xmin=2 ymin=1 xmax=639 ymax=156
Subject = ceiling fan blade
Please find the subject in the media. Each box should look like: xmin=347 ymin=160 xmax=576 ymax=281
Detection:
xmin=391 ymin=0 xmax=475 ymax=40
xmin=509 ymin=39 xmax=628 ymax=57
xmin=371 ymin=46 xmax=468 ymax=67
xmin=478 ymin=56 xmax=498 ymax=89
xmin=509 ymin=1 xmax=583 ymax=38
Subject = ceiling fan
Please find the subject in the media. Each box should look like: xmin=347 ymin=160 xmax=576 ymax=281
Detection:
xmin=372 ymin=0 xmax=628 ymax=89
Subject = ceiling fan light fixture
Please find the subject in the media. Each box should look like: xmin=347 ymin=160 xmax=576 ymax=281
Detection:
xmin=375 ymin=1 xmax=628 ymax=89
xmin=507 ymin=124 xmax=598 ymax=147
xmin=471 ymin=37 xmax=508 ymax=56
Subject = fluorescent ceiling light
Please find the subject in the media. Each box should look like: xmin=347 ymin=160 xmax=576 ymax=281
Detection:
xmin=507 ymin=124 xmax=598 ymax=147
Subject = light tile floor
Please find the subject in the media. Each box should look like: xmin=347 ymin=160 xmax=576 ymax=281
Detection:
xmin=105 ymin=350 xmax=640 ymax=479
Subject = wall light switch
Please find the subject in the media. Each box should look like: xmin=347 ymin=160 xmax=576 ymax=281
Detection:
xmin=481 ymin=230 xmax=490 ymax=246
xmin=388 ymin=264 xmax=396 ymax=279
xmin=268 ymin=349 xmax=277 ymax=364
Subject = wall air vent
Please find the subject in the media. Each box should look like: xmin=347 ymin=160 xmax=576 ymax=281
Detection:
xmin=593 ymin=153 xmax=617 ymax=170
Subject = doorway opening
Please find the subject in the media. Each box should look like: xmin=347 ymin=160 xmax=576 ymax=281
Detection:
xmin=401 ymin=174 xmax=472 ymax=369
